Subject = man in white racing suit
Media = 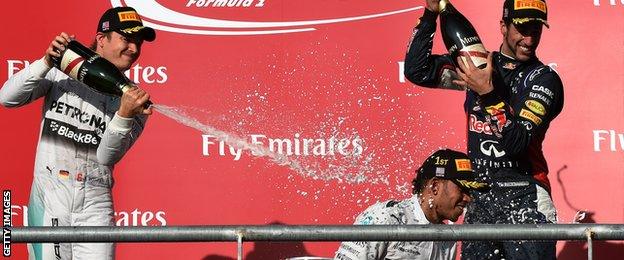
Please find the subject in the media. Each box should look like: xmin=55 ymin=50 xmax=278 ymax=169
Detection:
xmin=334 ymin=149 xmax=489 ymax=260
xmin=0 ymin=6 xmax=155 ymax=260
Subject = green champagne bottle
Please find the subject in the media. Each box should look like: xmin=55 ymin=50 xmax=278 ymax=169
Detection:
xmin=51 ymin=40 xmax=152 ymax=107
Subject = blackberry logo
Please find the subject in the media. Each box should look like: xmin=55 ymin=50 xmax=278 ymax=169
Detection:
xmin=49 ymin=121 xmax=59 ymax=131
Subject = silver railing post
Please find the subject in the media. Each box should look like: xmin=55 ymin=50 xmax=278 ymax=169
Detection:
xmin=585 ymin=228 xmax=594 ymax=260
xmin=237 ymin=233 xmax=244 ymax=260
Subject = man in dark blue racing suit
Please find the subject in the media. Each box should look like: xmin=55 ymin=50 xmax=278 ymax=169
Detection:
xmin=403 ymin=0 xmax=563 ymax=259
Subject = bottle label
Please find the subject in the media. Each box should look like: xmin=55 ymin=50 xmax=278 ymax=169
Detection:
xmin=59 ymin=50 xmax=85 ymax=80
xmin=448 ymin=35 xmax=482 ymax=54
xmin=459 ymin=44 xmax=488 ymax=69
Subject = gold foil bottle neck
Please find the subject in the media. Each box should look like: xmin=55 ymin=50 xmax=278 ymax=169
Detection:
xmin=439 ymin=0 xmax=450 ymax=13
xmin=120 ymin=83 xmax=134 ymax=93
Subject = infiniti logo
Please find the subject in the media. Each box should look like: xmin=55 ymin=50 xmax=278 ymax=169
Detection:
xmin=480 ymin=140 xmax=506 ymax=158
xmin=111 ymin=0 xmax=422 ymax=35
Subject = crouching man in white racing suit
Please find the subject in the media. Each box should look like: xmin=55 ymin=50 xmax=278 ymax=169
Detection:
xmin=0 ymin=6 xmax=156 ymax=260
xmin=334 ymin=149 xmax=490 ymax=260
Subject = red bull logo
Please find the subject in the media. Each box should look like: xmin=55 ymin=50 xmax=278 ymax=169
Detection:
xmin=485 ymin=102 xmax=509 ymax=131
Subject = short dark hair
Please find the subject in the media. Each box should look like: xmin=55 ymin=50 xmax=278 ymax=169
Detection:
xmin=412 ymin=176 xmax=428 ymax=194
xmin=89 ymin=32 xmax=112 ymax=51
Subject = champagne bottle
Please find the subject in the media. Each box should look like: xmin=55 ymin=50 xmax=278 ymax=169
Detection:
xmin=51 ymin=40 xmax=152 ymax=107
xmin=439 ymin=0 xmax=488 ymax=69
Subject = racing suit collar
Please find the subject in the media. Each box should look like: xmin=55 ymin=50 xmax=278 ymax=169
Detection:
xmin=411 ymin=194 xmax=431 ymax=224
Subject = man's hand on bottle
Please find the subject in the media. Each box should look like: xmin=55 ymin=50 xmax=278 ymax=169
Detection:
xmin=452 ymin=52 xmax=494 ymax=95
xmin=44 ymin=32 xmax=74 ymax=68
xmin=425 ymin=0 xmax=441 ymax=13
xmin=117 ymin=87 xmax=152 ymax=118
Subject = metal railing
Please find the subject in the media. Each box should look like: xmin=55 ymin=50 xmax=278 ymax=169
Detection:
xmin=9 ymin=224 xmax=624 ymax=260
